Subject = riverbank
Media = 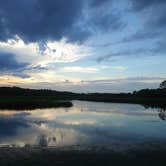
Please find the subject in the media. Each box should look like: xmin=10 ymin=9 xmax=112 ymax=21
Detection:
xmin=0 ymin=96 xmax=73 ymax=110
xmin=0 ymin=146 xmax=166 ymax=166
xmin=0 ymin=87 xmax=166 ymax=110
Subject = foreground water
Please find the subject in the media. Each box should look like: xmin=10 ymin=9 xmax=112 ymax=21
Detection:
xmin=0 ymin=100 xmax=166 ymax=151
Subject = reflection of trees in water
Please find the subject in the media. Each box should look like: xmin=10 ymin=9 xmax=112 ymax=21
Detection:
xmin=144 ymin=106 xmax=166 ymax=121
xmin=37 ymin=129 xmax=67 ymax=147
xmin=158 ymin=108 xmax=166 ymax=120
xmin=37 ymin=134 xmax=56 ymax=147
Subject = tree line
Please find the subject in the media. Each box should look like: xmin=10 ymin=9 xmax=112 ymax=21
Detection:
xmin=0 ymin=80 xmax=166 ymax=108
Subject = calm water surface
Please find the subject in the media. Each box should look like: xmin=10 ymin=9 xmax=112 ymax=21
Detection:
xmin=0 ymin=101 xmax=166 ymax=150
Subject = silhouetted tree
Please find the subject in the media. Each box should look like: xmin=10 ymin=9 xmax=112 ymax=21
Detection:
xmin=160 ymin=80 xmax=166 ymax=89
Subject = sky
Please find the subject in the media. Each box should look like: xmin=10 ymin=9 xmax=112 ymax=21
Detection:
xmin=0 ymin=0 xmax=166 ymax=93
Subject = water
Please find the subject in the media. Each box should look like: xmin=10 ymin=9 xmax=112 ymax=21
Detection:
xmin=0 ymin=101 xmax=166 ymax=151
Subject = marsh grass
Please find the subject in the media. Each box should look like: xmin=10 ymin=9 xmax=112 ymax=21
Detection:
xmin=0 ymin=96 xmax=73 ymax=110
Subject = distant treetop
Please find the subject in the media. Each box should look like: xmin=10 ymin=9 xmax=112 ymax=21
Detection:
xmin=160 ymin=80 xmax=166 ymax=89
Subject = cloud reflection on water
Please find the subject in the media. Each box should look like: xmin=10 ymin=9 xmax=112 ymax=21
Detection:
xmin=0 ymin=101 xmax=166 ymax=149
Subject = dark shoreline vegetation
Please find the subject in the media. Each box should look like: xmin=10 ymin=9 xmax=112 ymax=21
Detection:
xmin=0 ymin=86 xmax=166 ymax=110
xmin=0 ymin=147 xmax=166 ymax=166
xmin=0 ymin=95 xmax=73 ymax=110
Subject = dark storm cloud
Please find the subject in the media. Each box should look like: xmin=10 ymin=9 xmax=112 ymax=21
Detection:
xmin=131 ymin=0 xmax=166 ymax=11
xmin=91 ymin=12 xmax=125 ymax=32
xmin=0 ymin=52 xmax=28 ymax=70
xmin=90 ymin=0 xmax=111 ymax=7
xmin=0 ymin=0 xmax=122 ymax=43
xmin=131 ymin=0 xmax=166 ymax=29
xmin=91 ymin=0 xmax=166 ymax=55
xmin=93 ymin=0 xmax=166 ymax=48
xmin=147 ymin=12 xmax=166 ymax=30
xmin=130 ymin=0 xmax=166 ymax=54
xmin=0 ymin=0 xmax=85 ymax=42
xmin=89 ymin=0 xmax=125 ymax=33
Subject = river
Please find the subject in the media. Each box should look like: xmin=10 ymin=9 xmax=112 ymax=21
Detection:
xmin=0 ymin=100 xmax=166 ymax=151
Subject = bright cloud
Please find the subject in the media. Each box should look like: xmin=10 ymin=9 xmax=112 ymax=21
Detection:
xmin=58 ymin=66 xmax=99 ymax=73
xmin=0 ymin=36 xmax=91 ymax=66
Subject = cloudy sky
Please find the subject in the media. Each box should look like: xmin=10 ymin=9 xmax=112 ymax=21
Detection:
xmin=0 ymin=0 xmax=165 ymax=92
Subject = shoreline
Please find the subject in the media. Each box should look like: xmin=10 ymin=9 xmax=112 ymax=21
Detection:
xmin=0 ymin=97 xmax=73 ymax=110
xmin=0 ymin=98 xmax=165 ymax=110
xmin=0 ymin=87 xmax=166 ymax=110
xmin=0 ymin=146 xmax=166 ymax=166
